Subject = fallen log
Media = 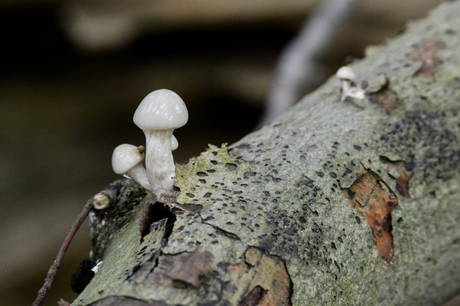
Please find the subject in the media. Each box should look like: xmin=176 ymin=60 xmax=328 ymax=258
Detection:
xmin=73 ymin=2 xmax=460 ymax=305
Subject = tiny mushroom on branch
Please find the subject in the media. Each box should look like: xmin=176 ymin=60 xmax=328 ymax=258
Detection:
xmin=112 ymin=144 xmax=151 ymax=192
xmin=133 ymin=89 xmax=188 ymax=197
xmin=336 ymin=66 xmax=366 ymax=101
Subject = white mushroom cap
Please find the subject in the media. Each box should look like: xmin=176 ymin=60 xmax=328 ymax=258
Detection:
xmin=112 ymin=144 xmax=144 ymax=174
xmin=133 ymin=89 xmax=188 ymax=131
xmin=112 ymin=144 xmax=152 ymax=192
xmin=336 ymin=66 xmax=355 ymax=81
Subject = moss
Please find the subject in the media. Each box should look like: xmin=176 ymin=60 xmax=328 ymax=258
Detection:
xmin=175 ymin=143 xmax=251 ymax=205
xmin=74 ymin=200 xmax=149 ymax=305
xmin=89 ymin=179 xmax=150 ymax=261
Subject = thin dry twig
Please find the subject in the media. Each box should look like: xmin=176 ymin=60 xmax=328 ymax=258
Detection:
xmin=259 ymin=0 xmax=358 ymax=127
xmin=33 ymin=198 xmax=94 ymax=306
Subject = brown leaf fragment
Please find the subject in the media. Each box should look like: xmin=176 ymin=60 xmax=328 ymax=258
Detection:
xmin=396 ymin=167 xmax=413 ymax=199
xmin=368 ymin=76 xmax=399 ymax=111
xmin=169 ymin=249 xmax=214 ymax=288
xmin=226 ymin=247 xmax=292 ymax=306
xmin=244 ymin=246 xmax=262 ymax=266
xmin=380 ymin=156 xmax=415 ymax=199
xmin=144 ymin=249 xmax=213 ymax=290
xmin=408 ymin=40 xmax=445 ymax=76
xmin=343 ymin=171 xmax=398 ymax=264
xmin=368 ymin=75 xmax=399 ymax=111
xmin=371 ymin=88 xmax=399 ymax=111
xmin=239 ymin=285 xmax=267 ymax=306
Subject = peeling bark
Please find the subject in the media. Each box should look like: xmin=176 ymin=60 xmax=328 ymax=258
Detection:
xmin=343 ymin=171 xmax=398 ymax=265
xmin=74 ymin=2 xmax=460 ymax=305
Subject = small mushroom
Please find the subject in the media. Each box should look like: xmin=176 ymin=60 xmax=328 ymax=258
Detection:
xmin=91 ymin=261 xmax=103 ymax=274
xmin=133 ymin=89 xmax=188 ymax=196
xmin=336 ymin=66 xmax=366 ymax=101
xmin=112 ymin=144 xmax=151 ymax=191
xmin=336 ymin=66 xmax=355 ymax=95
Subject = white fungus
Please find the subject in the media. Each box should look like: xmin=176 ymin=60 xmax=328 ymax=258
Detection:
xmin=91 ymin=261 xmax=103 ymax=274
xmin=112 ymin=144 xmax=151 ymax=191
xmin=133 ymin=89 xmax=188 ymax=197
xmin=336 ymin=66 xmax=366 ymax=101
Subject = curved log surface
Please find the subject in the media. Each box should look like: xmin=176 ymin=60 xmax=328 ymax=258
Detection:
xmin=74 ymin=2 xmax=460 ymax=305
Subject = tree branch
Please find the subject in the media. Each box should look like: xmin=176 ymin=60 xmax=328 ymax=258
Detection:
xmin=73 ymin=2 xmax=460 ymax=305
xmin=33 ymin=199 xmax=94 ymax=306
xmin=260 ymin=0 xmax=358 ymax=126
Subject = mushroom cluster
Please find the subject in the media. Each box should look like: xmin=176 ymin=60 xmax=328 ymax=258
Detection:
xmin=336 ymin=66 xmax=366 ymax=101
xmin=111 ymin=89 xmax=188 ymax=198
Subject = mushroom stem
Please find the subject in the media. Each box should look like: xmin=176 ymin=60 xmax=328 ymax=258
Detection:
xmin=144 ymin=129 xmax=175 ymax=196
xmin=340 ymin=79 xmax=352 ymax=97
xmin=125 ymin=163 xmax=151 ymax=192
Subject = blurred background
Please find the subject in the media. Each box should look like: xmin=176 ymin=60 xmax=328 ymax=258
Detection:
xmin=0 ymin=1 xmax=443 ymax=305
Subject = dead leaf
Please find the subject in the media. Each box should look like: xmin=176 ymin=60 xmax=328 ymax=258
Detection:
xmin=170 ymin=249 xmax=214 ymax=288
xmin=343 ymin=171 xmax=398 ymax=264
xmin=380 ymin=155 xmax=415 ymax=199
xmin=408 ymin=40 xmax=445 ymax=76
xmin=226 ymin=247 xmax=292 ymax=305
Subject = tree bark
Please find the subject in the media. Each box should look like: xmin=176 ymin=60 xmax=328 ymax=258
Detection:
xmin=74 ymin=2 xmax=460 ymax=305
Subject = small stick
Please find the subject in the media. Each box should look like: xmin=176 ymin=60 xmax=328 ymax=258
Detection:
xmin=259 ymin=0 xmax=358 ymax=127
xmin=33 ymin=198 xmax=94 ymax=306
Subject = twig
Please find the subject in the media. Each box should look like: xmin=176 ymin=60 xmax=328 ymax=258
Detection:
xmin=259 ymin=0 xmax=358 ymax=127
xmin=33 ymin=198 xmax=94 ymax=306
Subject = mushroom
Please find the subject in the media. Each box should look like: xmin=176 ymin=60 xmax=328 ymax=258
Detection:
xmin=133 ymin=89 xmax=188 ymax=196
xmin=112 ymin=144 xmax=151 ymax=191
xmin=145 ymin=136 xmax=178 ymax=151
xmin=336 ymin=66 xmax=366 ymax=101
xmin=91 ymin=261 xmax=103 ymax=274
xmin=336 ymin=66 xmax=355 ymax=96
